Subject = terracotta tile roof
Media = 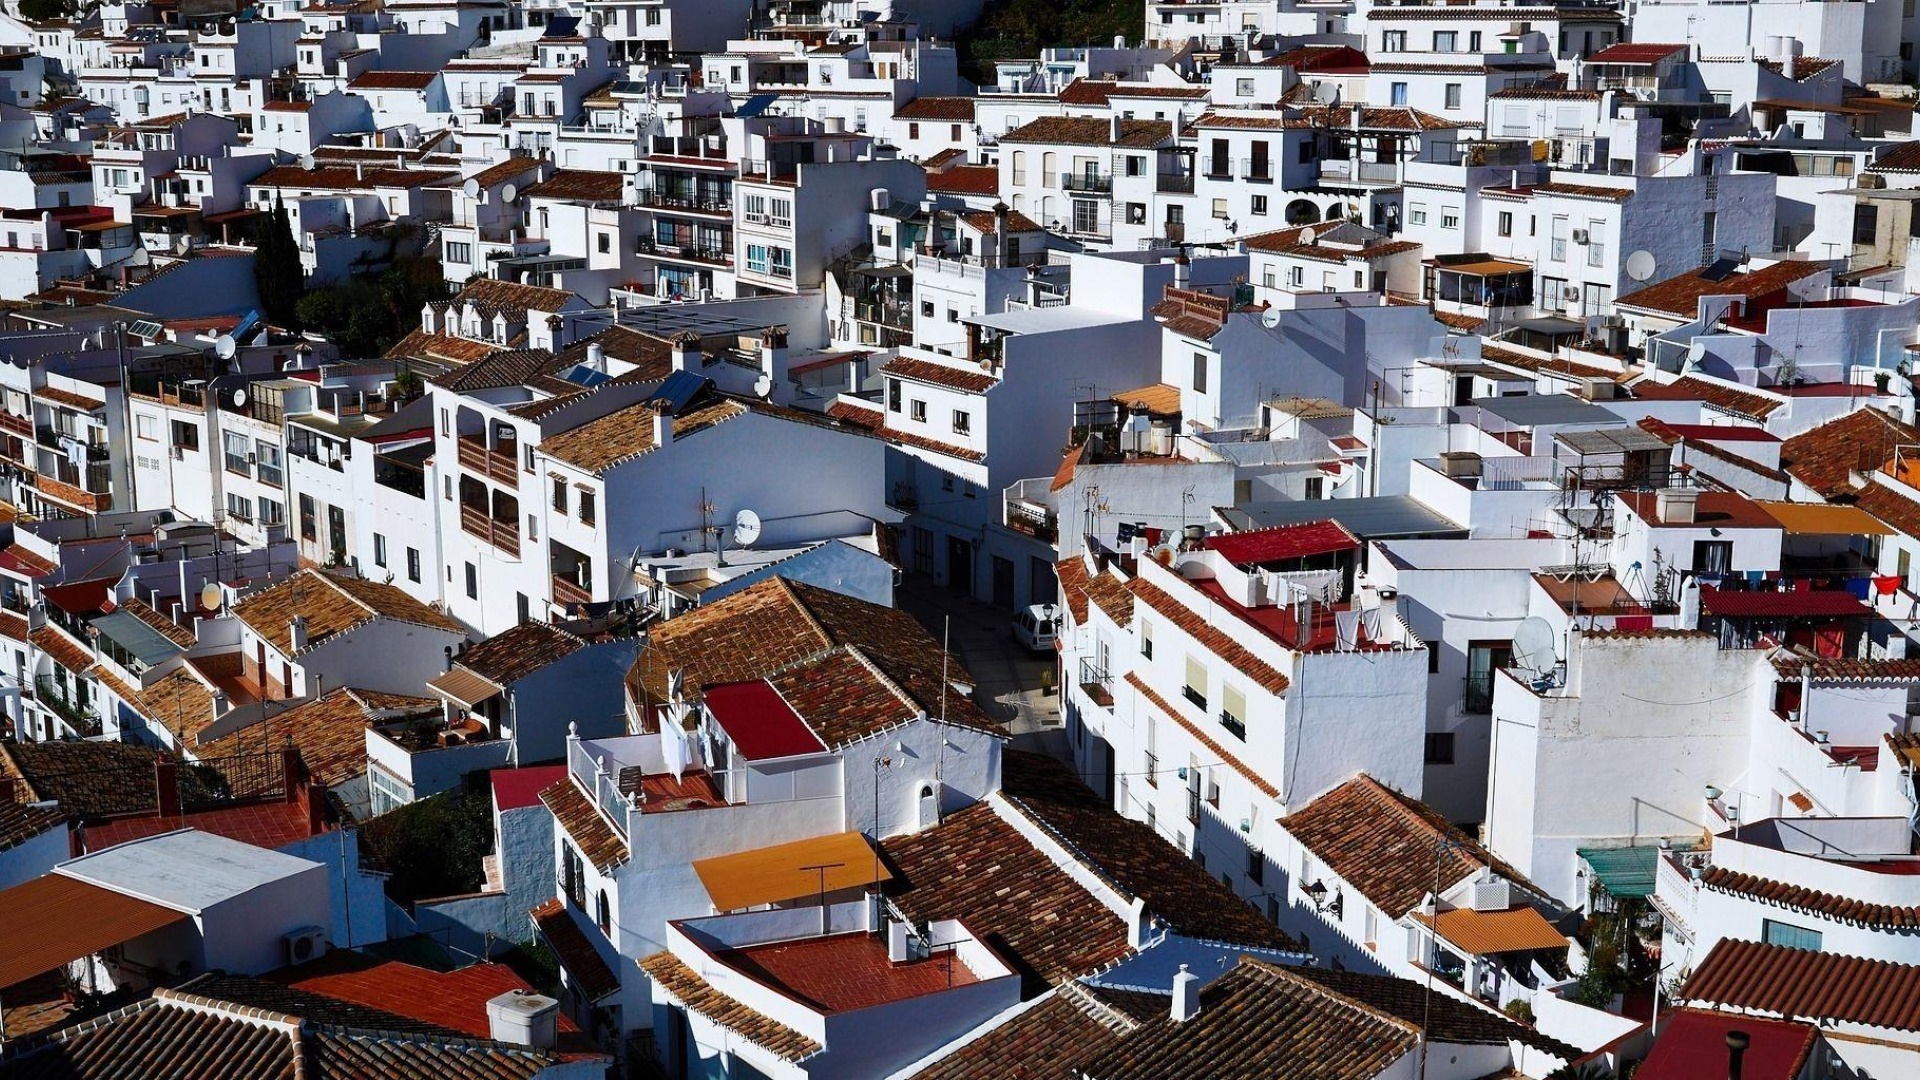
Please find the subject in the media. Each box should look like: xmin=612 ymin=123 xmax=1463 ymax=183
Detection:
xmin=1366 ymin=3 xmax=1620 ymax=14
xmin=1151 ymin=285 xmax=1233 ymax=342
xmin=347 ymin=70 xmax=439 ymax=89
xmin=531 ymin=898 xmax=621 ymax=1003
xmin=896 ymin=95 xmax=975 ymax=121
xmin=427 ymin=347 xmax=562 ymax=392
xmin=28 ymin=625 xmax=91 ymax=674
xmin=555 ymin=324 xmax=673 ymax=379
xmin=0 ymin=740 xmax=175 ymax=819
xmin=960 ymin=208 xmax=1044 ymax=233
xmin=641 ymin=951 xmax=822 ymax=1061
xmin=382 ymin=328 xmax=503 ymax=365
xmin=1682 ymin=937 xmax=1920 ymax=1032
xmin=1490 ymin=86 xmax=1601 ymax=100
xmin=881 ymin=355 xmax=996 ymax=393
xmin=0 ymin=989 xmax=294 ymax=1080
xmin=540 ymin=399 xmax=746 ymax=474
xmin=1772 ymin=654 xmax=1920 ymax=682
xmin=253 ymin=164 xmax=458 ymax=190
xmin=452 ymin=276 xmax=581 ymax=314
xmin=1192 ymin=110 xmax=1289 ymax=130
xmin=521 ymin=169 xmax=625 ymax=203
xmin=1283 ymin=105 xmax=1473 ymax=131
xmin=632 ymin=577 xmax=980 ymax=729
xmin=1853 ymin=484 xmax=1920 ymax=538
xmin=1128 ymin=672 xmax=1279 ymax=801
xmin=231 ymin=569 xmax=466 ymax=656
xmin=0 ymin=544 xmax=55 ymax=577
xmin=766 ymin=645 xmax=994 ymax=749
xmin=1001 ymin=751 xmax=1299 ymax=949
xmin=1481 ymin=345 xmax=1618 ymax=380
xmin=453 ymin=621 xmax=585 ymax=685
xmin=1291 ymin=966 xmax=1580 ymax=1060
xmin=1081 ymin=959 xmax=1419 ymax=1080
xmin=1778 ymin=407 xmax=1920 ymax=497
xmin=1630 ymin=375 xmax=1786 ymax=419
xmin=1000 ymin=116 xmax=1171 ymax=149
xmin=1279 ymin=774 xmax=1538 ymax=917
xmin=466 ymin=157 xmax=546 ymax=189
xmin=540 ymin=777 xmax=625 ymax=870
xmin=926 ymin=164 xmax=998 ymax=196
xmin=0 ymin=800 xmax=64 ymax=855
xmin=1870 ymin=139 xmax=1920 ymax=173
xmin=136 ymin=666 xmax=224 ymax=746
xmin=882 ymin=800 xmax=1132 ymax=991
xmin=908 ymin=982 xmax=1149 ymax=1079
xmin=1056 ymin=78 xmax=1118 ymax=106
xmin=1259 ymin=44 xmax=1369 ymax=73
xmin=1431 ymin=309 xmax=1487 ymax=333
xmin=1615 ymin=260 xmax=1827 ymax=319
xmin=35 ymin=386 xmax=104 ymax=410
xmin=196 ymin=687 xmax=431 ymax=788
xmin=1056 ymin=558 xmax=1134 ymax=626
xmin=1701 ymin=865 xmax=1920 ymax=927
xmin=1588 ymin=42 xmax=1688 ymax=65
xmin=1125 ymin=578 xmax=1291 ymax=693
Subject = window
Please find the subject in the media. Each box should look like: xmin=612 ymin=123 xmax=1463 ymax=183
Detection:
xmin=596 ymin=890 xmax=611 ymax=934
xmin=258 ymin=498 xmax=285 ymax=526
xmin=255 ymin=441 xmax=283 ymax=487
xmin=1192 ymin=352 xmax=1207 ymax=393
xmin=1211 ymin=198 xmax=1228 ymax=220
xmin=1247 ymin=847 xmax=1264 ymax=885
xmin=406 ymin=547 xmax=421 ymax=583
xmin=1441 ymin=207 xmax=1460 ymax=229
xmin=1425 ymin=732 xmax=1456 ymax=764
xmin=552 ymin=477 xmax=568 ymax=514
xmin=1434 ymin=31 xmax=1457 ymax=51
xmin=1497 ymin=211 xmax=1513 ymax=237
xmin=223 ymin=430 xmax=251 ymax=476
xmin=1444 ymin=83 xmax=1462 ymax=110
xmin=1220 ymin=684 xmax=1246 ymax=740
xmin=579 ymin=489 xmax=596 ymax=527
xmin=1141 ymin=620 xmax=1154 ymax=659
xmin=1072 ymin=199 xmax=1099 ymax=234
xmin=1550 ymin=215 xmax=1569 ymax=261
xmin=952 ymin=410 xmax=971 ymax=435
xmin=1762 ymin=919 xmax=1822 ymax=952
xmin=170 ymin=420 xmax=199 ymax=451
xmin=596 ymin=233 xmax=610 ymax=254
xmin=1304 ymin=476 xmax=1324 ymax=500
xmin=298 ymin=494 xmax=316 ymax=541
xmin=1693 ymin=540 xmax=1734 ymax=575
xmin=1382 ymin=30 xmax=1406 ymax=51
xmin=445 ymin=241 xmax=471 ymax=264
xmin=1390 ymin=82 xmax=1408 ymax=106
xmin=1251 ymin=195 xmax=1268 ymax=216
xmin=1469 ymin=31 xmax=1482 ymax=51
xmin=1183 ymin=655 xmax=1208 ymax=711
xmin=1236 ymin=77 xmax=1254 ymax=95
xmin=562 ymin=843 xmax=585 ymax=909
xmin=373 ymin=533 xmax=388 ymax=568
xmin=1409 ymin=203 xmax=1427 ymax=226
xmin=910 ymin=399 xmax=927 ymax=422
xmin=225 ymin=493 xmax=252 ymax=523
xmin=328 ymin=507 xmax=345 ymax=561
xmin=136 ymin=414 xmax=158 ymax=440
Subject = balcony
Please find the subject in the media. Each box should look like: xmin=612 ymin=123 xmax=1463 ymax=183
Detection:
xmin=1240 ymin=158 xmax=1273 ymax=183
xmin=1317 ymin=159 xmax=1400 ymax=185
xmin=1004 ymin=496 xmax=1057 ymax=542
xmin=457 ymin=436 xmax=519 ymax=485
xmin=650 ymin=135 xmax=731 ymax=161
xmin=460 ymin=504 xmax=521 ymax=558
xmin=636 ymin=188 xmax=733 ymax=216
xmin=889 ymin=480 xmax=919 ymax=511
xmin=1059 ymin=172 xmax=1111 ymax=194
xmin=634 ymin=237 xmax=733 ymax=265
xmin=551 ymin=572 xmax=593 ymax=609
xmin=35 ymin=675 xmax=100 ymax=737
xmin=854 ymin=299 xmax=911 ymax=331
xmin=1155 ymin=173 xmax=1196 ymax=194
xmin=1078 ymin=658 xmax=1112 ymax=708
xmin=0 ymin=412 xmax=31 ymax=439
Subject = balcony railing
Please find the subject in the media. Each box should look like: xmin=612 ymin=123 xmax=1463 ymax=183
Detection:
xmin=35 ymin=675 xmax=100 ymax=736
xmin=0 ymin=412 xmax=31 ymax=438
xmin=1240 ymin=158 xmax=1273 ymax=182
xmin=636 ymin=188 xmax=733 ymax=215
xmin=1318 ymin=159 xmax=1400 ymax=185
xmin=552 ymin=572 xmax=592 ymax=609
xmin=1059 ymin=172 xmax=1111 ymax=193
xmin=457 ymin=436 xmax=519 ymax=485
xmin=460 ymin=504 xmax=521 ymax=557
xmin=634 ymin=237 xmax=734 ymax=264
xmin=1155 ymin=173 xmax=1196 ymax=194
xmin=1005 ymin=499 xmax=1058 ymax=542
xmin=1079 ymin=658 xmax=1113 ymax=708
xmin=1219 ymin=710 xmax=1246 ymax=740
xmin=1464 ymin=671 xmax=1498 ymax=714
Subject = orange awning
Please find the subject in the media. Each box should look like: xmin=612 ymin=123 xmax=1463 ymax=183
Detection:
xmin=1412 ymin=905 xmax=1568 ymax=955
xmin=692 ymin=832 xmax=890 ymax=912
xmin=0 ymin=874 xmax=189 ymax=989
xmin=427 ymin=667 xmax=501 ymax=707
xmin=1111 ymin=383 xmax=1182 ymax=416
xmin=1754 ymin=501 xmax=1893 ymax=537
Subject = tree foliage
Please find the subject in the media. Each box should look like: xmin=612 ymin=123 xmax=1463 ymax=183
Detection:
xmin=294 ymin=251 xmax=442 ymax=360
xmin=358 ymin=788 xmax=494 ymax=908
xmin=253 ymin=198 xmax=305 ymax=333
xmin=956 ymin=0 xmax=1138 ymax=83
xmin=17 ymin=0 xmax=77 ymax=22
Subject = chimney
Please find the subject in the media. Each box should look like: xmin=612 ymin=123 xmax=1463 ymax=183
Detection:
xmin=1173 ymin=252 xmax=1191 ymax=289
xmin=282 ymin=743 xmax=305 ymax=804
xmin=669 ymin=330 xmax=701 ymax=372
xmin=1109 ymin=113 xmax=1123 ymax=143
xmin=155 ymin=758 xmax=181 ymax=819
xmin=651 ymin=401 xmax=674 ymax=446
xmin=289 ymin=614 xmax=309 ymax=651
xmin=355 ymin=161 xmax=364 ymax=183
xmin=305 ymin=782 xmax=327 ymax=835
xmin=585 ymin=341 xmax=606 ymax=373
xmin=485 ymin=991 xmax=560 ymax=1050
xmin=992 ymin=201 xmax=1009 ymax=267
xmin=1126 ymin=896 xmax=1153 ymax=948
xmin=1655 ymin=486 xmax=1699 ymax=525
xmin=1171 ymin=964 xmax=1200 ymax=1022
xmin=1726 ymin=1030 xmax=1751 ymax=1080
xmin=759 ymin=325 xmax=790 ymax=400
xmin=887 ymin=918 xmax=911 ymax=962
xmin=545 ymin=312 xmax=565 ymax=350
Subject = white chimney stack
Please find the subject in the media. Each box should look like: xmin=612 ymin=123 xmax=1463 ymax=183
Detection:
xmin=669 ymin=330 xmax=700 ymax=372
xmin=289 ymin=615 xmax=308 ymax=652
xmin=485 ymin=990 xmax=560 ymax=1049
xmin=1171 ymin=964 xmax=1200 ymax=1022
xmin=586 ymin=341 xmax=606 ymax=373
xmin=1109 ymin=113 xmax=1123 ymax=142
xmin=651 ymin=402 xmax=674 ymax=446
xmin=887 ymin=918 xmax=910 ymax=962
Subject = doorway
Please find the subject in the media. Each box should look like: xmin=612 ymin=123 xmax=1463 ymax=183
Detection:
xmin=947 ymin=536 xmax=973 ymax=594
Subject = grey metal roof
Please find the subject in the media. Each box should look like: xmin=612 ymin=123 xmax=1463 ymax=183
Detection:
xmin=57 ymin=830 xmax=322 ymax=915
xmin=1470 ymin=394 xmax=1619 ymax=428
xmin=90 ymin=610 xmax=185 ymax=667
xmin=1554 ymin=426 xmax=1670 ymax=456
xmin=1217 ymin=495 xmax=1466 ymax=538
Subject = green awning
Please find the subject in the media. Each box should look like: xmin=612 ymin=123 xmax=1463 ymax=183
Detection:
xmin=1578 ymin=845 xmax=1662 ymax=898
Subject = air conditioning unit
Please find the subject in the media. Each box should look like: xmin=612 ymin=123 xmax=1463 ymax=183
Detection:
xmin=1572 ymin=229 xmax=1590 ymax=245
xmin=1563 ymin=286 xmax=1581 ymax=300
xmin=282 ymin=925 xmax=326 ymax=965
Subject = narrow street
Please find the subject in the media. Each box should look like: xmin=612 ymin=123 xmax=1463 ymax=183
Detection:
xmin=895 ymin=573 xmax=1067 ymax=759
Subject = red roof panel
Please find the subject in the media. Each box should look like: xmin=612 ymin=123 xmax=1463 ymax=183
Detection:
xmin=491 ymin=764 xmax=568 ymax=812
xmin=1204 ymin=520 xmax=1359 ymax=565
xmin=705 ymin=680 xmax=827 ymax=760
xmin=1637 ymin=1009 xmax=1816 ymax=1080
xmin=1588 ymin=42 xmax=1688 ymax=65
xmin=40 ymin=577 xmax=115 ymax=615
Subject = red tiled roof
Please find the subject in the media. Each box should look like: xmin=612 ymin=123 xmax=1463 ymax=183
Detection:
xmin=1616 ymin=261 xmax=1827 ymax=320
xmin=347 ymin=70 xmax=438 ymax=90
xmin=1630 ymin=376 xmax=1787 ymax=419
xmin=1698 ymin=585 xmax=1870 ymax=619
xmin=895 ymin=96 xmax=975 ymax=121
xmin=1701 ymin=866 xmax=1920 ymax=926
xmin=1779 ymin=407 xmax=1920 ymax=497
xmin=540 ymin=779 xmax=625 ymax=871
xmin=277 ymin=953 xmax=590 ymax=1049
xmin=1637 ymin=1008 xmax=1815 ymax=1080
xmin=1205 ymin=520 xmax=1359 ymax=565
xmin=532 ymin=898 xmax=621 ymax=1003
xmin=83 ymin=798 xmax=315 ymax=852
xmin=1683 ymin=937 xmax=1920 ymax=1032
xmin=881 ymin=356 xmax=996 ymax=393
xmin=926 ymin=165 xmax=998 ymax=196
xmin=1587 ymin=42 xmax=1688 ymax=65
xmin=1126 ymin=578 xmax=1291 ymax=694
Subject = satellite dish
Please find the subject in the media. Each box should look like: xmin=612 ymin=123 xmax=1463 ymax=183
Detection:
xmin=1625 ymin=250 xmax=1657 ymax=283
xmin=1301 ymin=227 xmax=1317 ymax=246
xmin=500 ymin=182 xmax=518 ymax=204
xmin=462 ymin=177 xmax=480 ymax=198
xmin=198 ymin=581 xmax=222 ymax=612
xmin=231 ymin=387 xmax=247 ymax=407
xmin=752 ymin=373 xmax=772 ymax=399
xmin=732 ymin=509 xmax=762 ymax=548
xmin=213 ymin=334 xmax=236 ymax=359
xmin=1261 ymin=306 xmax=1282 ymax=330
xmin=1512 ymin=617 xmax=1558 ymax=677
xmin=299 ymin=153 xmax=316 ymax=170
